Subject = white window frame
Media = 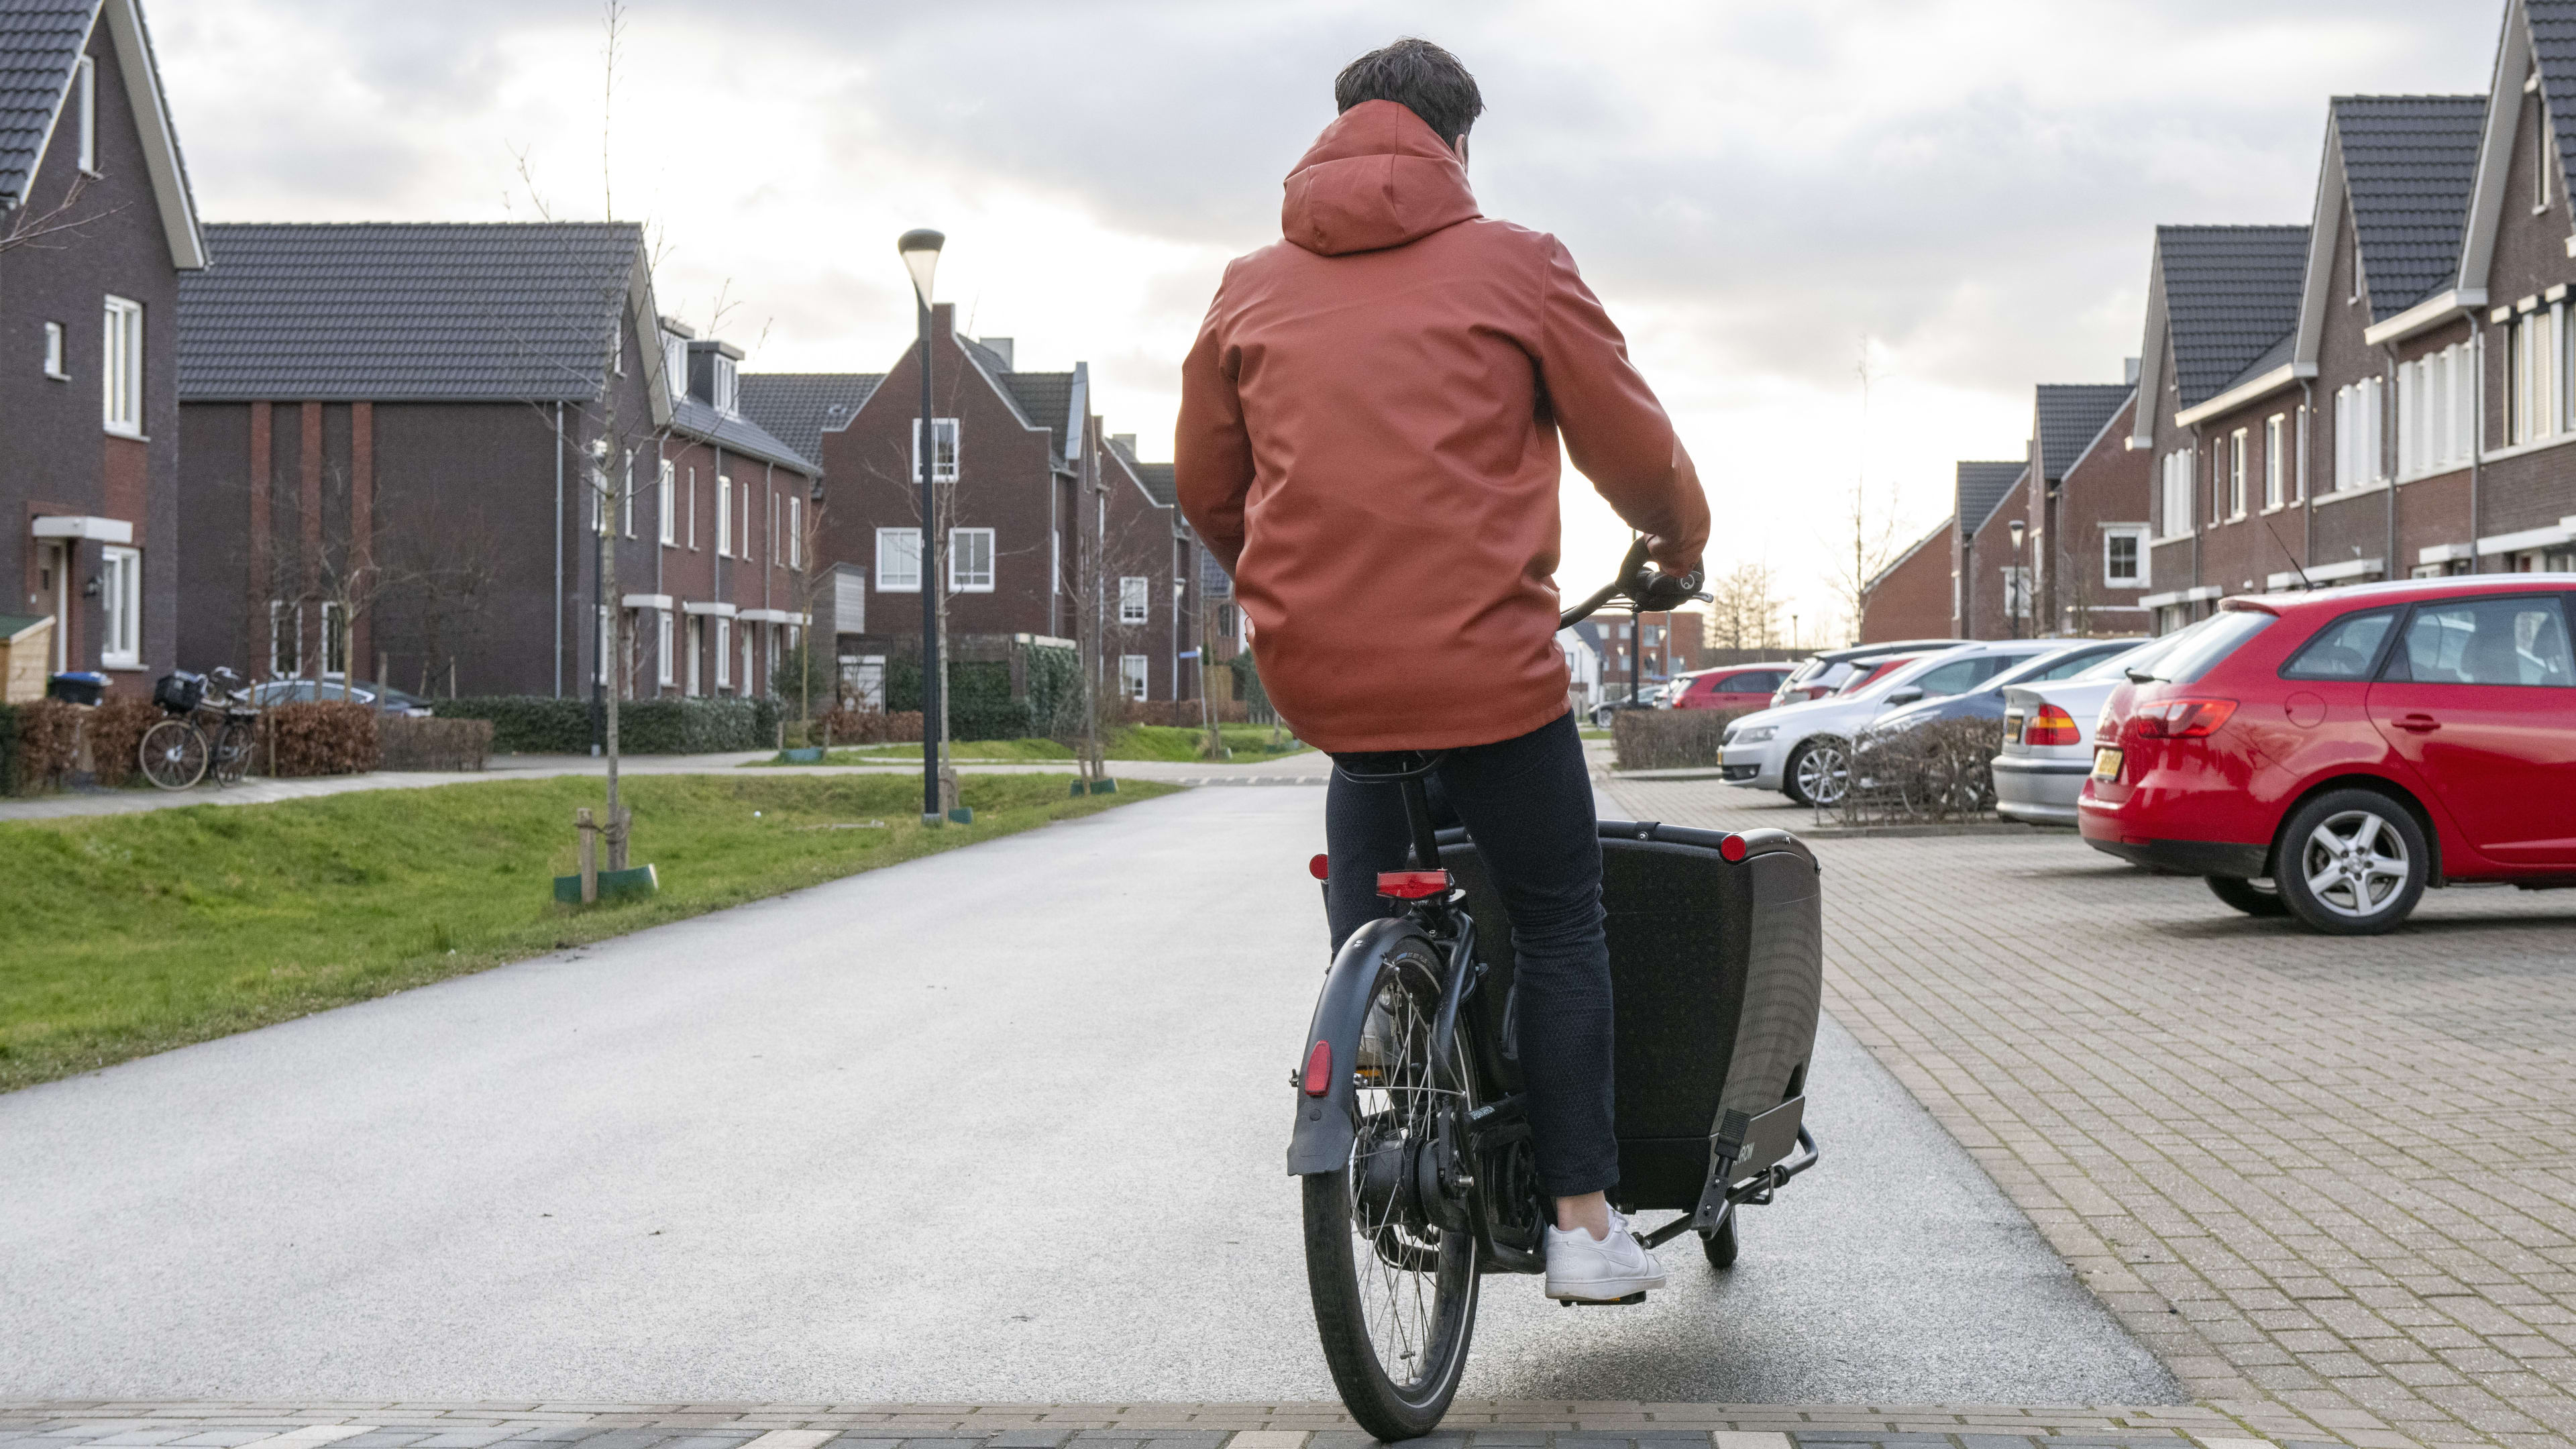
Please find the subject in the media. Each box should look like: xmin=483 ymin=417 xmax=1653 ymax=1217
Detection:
xmin=714 ymin=474 xmax=733 ymax=556
xmin=101 ymin=294 xmax=142 ymax=437
xmin=741 ymin=623 xmax=755 ymax=694
xmin=950 ymin=527 xmax=995 ymax=592
xmin=2000 ymin=566 xmax=2031 ymax=621
xmin=2102 ymin=527 xmax=2148 ymax=589
xmin=1118 ymin=575 xmax=1150 ymax=625
xmin=2159 ymin=449 xmax=2192 ymax=540
xmin=75 ymin=55 xmax=95 ymax=174
xmin=876 ymin=527 xmax=922 ymax=592
xmin=2263 ymin=415 xmax=2285 ymax=509
xmin=99 ymin=544 xmax=141 ymax=667
xmin=621 ymin=449 xmax=635 ymax=538
xmin=713 ymin=356 xmax=739 ymax=417
xmin=787 ymin=496 xmax=802 ymax=569
xmin=2227 ymin=427 xmax=2248 ymax=519
xmin=913 ymin=417 xmax=961 ymax=483
xmin=714 ymin=616 xmax=732 ymax=690
xmin=663 ymin=333 xmax=689 ymax=404
xmin=686 ymin=615 xmax=703 ymax=696
xmin=1119 ymin=654 xmax=1149 ymax=701
xmin=268 ymin=600 xmax=301 ymax=678
xmin=321 ymin=600 xmax=349 ymax=679
xmin=42 ymin=320 xmax=66 ymax=380
xmin=656 ymin=609 xmax=674 ymax=686
xmin=657 ymin=460 xmax=676 ymax=545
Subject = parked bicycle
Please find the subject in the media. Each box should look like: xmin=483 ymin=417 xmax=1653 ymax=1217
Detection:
xmin=1291 ymin=541 xmax=1824 ymax=1438
xmin=142 ymin=667 xmax=260 ymax=790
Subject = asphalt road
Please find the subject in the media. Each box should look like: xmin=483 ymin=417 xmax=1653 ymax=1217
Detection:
xmin=0 ymin=784 xmax=2174 ymax=1405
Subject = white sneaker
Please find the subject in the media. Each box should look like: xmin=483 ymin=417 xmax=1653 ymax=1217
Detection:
xmin=1544 ymin=1209 xmax=1667 ymax=1301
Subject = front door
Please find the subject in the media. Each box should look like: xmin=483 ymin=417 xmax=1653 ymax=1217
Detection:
xmin=686 ymin=616 xmax=703 ymax=696
xmin=40 ymin=541 xmax=68 ymax=672
xmin=2366 ymin=593 xmax=2576 ymax=866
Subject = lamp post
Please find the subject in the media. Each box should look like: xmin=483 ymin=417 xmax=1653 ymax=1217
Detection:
xmin=899 ymin=228 xmax=945 ymax=826
xmin=2007 ymin=518 xmax=2027 ymax=641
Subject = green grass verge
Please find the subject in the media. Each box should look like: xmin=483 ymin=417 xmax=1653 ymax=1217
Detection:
xmin=0 ymin=772 xmax=1173 ymax=1093
xmin=760 ymin=722 xmax=1307 ymax=766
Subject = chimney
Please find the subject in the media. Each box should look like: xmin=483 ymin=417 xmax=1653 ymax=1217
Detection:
xmin=1112 ymin=433 xmax=1137 ymax=454
xmin=979 ymin=336 xmax=1014 ymax=370
xmin=2123 ymin=356 xmax=2140 ymax=385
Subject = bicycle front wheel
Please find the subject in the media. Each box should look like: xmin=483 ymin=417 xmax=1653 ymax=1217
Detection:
xmin=1300 ymin=949 xmax=1479 ymax=1439
xmin=140 ymin=719 xmax=208 ymax=790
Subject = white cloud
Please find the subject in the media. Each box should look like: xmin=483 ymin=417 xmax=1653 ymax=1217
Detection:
xmin=154 ymin=0 xmax=2498 ymax=635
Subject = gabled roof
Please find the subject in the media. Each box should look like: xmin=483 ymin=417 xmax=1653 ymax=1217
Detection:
xmin=2334 ymin=95 xmax=2487 ymax=321
xmin=1955 ymin=461 xmax=2025 ymax=537
xmin=2534 ymin=2 xmax=2576 ymax=205
xmin=2155 ymin=225 xmax=2310 ymax=409
xmin=2033 ymin=385 xmax=2133 ymax=483
xmin=1003 ymin=372 xmax=1075 ymax=460
xmin=739 ymin=372 xmax=880 ymax=469
xmin=670 ymin=394 xmax=816 ymax=476
xmin=1107 ymin=437 xmax=1177 ymax=508
xmin=1867 ymin=517 xmax=1953 ymax=594
xmin=1 ymin=0 xmax=203 ymax=267
xmin=179 ymin=221 xmax=641 ymax=401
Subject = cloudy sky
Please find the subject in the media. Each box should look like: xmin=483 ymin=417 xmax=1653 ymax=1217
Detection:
xmin=156 ymin=0 xmax=2502 ymax=637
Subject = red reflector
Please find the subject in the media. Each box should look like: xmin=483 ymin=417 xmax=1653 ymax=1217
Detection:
xmin=1376 ymin=869 xmax=1452 ymax=900
xmin=1719 ymin=833 xmax=1748 ymax=863
xmin=1301 ymin=1039 xmax=1333 ymax=1095
xmin=1308 ymin=853 xmax=1330 ymax=881
xmin=2026 ymin=704 xmax=2083 ymax=747
xmin=2133 ymin=698 xmax=2238 ymax=739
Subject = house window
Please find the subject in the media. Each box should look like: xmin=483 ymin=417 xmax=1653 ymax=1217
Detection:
xmin=42 ymin=321 xmax=65 ymax=379
xmin=1218 ymin=604 xmax=1237 ymax=639
xmin=75 ymin=55 xmax=95 ymax=173
xmin=712 ymin=356 xmax=739 ymax=417
xmin=877 ymin=527 xmax=921 ymax=591
xmin=657 ymin=460 xmax=676 ymax=545
xmin=657 ymin=610 xmax=674 ymax=687
xmin=715 ymin=475 xmax=733 ymax=555
xmin=787 ymin=496 xmax=802 ymax=569
xmin=1118 ymin=575 xmax=1150 ymax=624
xmin=914 ymin=417 xmax=961 ymax=482
xmin=2263 ymin=415 xmax=2285 ymax=508
xmin=2228 ymin=427 xmax=2248 ymax=519
xmin=2000 ymin=566 xmax=2031 ymax=621
xmin=2334 ymin=378 xmax=2385 ymax=490
xmin=101 ymin=295 xmax=142 ymax=436
xmin=1120 ymin=654 xmax=1149 ymax=701
xmin=2103 ymin=528 xmax=2147 ymax=589
xmin=99 ymin=545 xmax=140 ymax=667
xmin=950 ymin=527 xmax=994 ymax=592
xmin=663 ymin=331 xmax=689 ymax=402
xmin=321 ymin=600 xmax=348 ymax=678
xmin=622 ymin=449 xmax=635 ymax=537
xmin=268 ymin=600 xmax=301 ymax=677
xmin=2159 ymin=449 xmax=2192 ymax=537
xmin=2508 ymin=306 xmax=2559 ymax=446
xmin=687 ymin=615 xmax=703 ymax=695
xmin=714 ymin=617 xmax=731 ymax=690
xmin=686 ymin=468 xmax=698 ymax=549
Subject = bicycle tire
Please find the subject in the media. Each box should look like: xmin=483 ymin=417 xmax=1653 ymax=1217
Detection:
xmin=212 ymin=716 xmax=257 ymax=786
xmin=1300 ymin=951 xmax=1479 ymax=1440
xmin=1701 ymin=1214 xmax=1738 ymax=1269
xmin=140 ymin=719 xmax=209 ymax=791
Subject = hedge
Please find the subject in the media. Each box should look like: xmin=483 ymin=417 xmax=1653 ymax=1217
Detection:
xmin=1611 ymin=707 xmax=1755 ymax=771
xmin=435 ymin=695 xmax=783 ymax=753
xmin=812 ymin=708 xmax=924 ymax=745
xmin=379 ymin=716 xmax=494 ymax=771
xmin=887 ymin=645 xmax=1084 ymax=743
xmin=259 ymin=701 xmax=381 ymax=777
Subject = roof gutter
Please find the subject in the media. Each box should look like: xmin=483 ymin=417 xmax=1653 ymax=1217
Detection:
xmin=2174 ymin=361 xmax=2316 ymax=430
xmin=2361 ymin=287 xmax=2486 ymax=347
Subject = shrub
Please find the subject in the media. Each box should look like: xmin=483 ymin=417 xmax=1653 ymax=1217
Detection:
xmin=1839 ymin=716 xmax=2007 ymax=826
xmin=1611 ymin=707 xmax=1753 ymax=771
xmin=438 ymin=696 xmax=592 ymax=753
xmin=260 ymin=702 xmax=380 ymax=777
xmin=1 ymin=700 xmax=80 ymax=794
xmin=85 ymin=698 xmax=162 ymax=789
xmin=380 ymin=716 xmax=494 ymax=771
xmin=811 ymin=708 xmax=924 ymax=745
xmin=437 ymin=695 xmax=783 ymax=754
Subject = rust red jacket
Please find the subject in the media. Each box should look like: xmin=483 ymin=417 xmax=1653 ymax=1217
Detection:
xmin=1177 ymin=101 xmax=1710 ymax=753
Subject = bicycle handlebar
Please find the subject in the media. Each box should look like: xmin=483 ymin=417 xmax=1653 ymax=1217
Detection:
xmin=1560 ymin=537 xmax=1716 ymax=632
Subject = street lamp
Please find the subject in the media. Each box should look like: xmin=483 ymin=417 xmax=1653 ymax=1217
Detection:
xmin=2007 ymin=519 xmax=2027 ymax=641
xmin=899 ymin=227 xmax=945 ymax=826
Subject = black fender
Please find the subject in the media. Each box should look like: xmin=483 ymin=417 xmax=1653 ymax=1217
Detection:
xmin=1287 ymin=916 xmax=1436 ymax=1177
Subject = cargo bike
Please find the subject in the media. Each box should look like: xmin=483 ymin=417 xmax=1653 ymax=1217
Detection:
xmin=1288 ymin=543 xmax=1825 ymax=1439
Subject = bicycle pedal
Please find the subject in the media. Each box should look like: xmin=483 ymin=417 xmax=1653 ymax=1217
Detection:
xmin=1553 ymin=1291 xmax=1647 ymax=1307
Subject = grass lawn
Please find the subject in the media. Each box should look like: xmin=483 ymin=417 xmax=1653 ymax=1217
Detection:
xmin=761 ymin=722 xmax=1307 ymax=766
xmin=0 ymin=771 xmax=1173 ymax=1093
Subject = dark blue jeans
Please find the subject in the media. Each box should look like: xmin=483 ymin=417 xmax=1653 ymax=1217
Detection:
xmin=1324 ymin=711 xmax=1615 ymax=1197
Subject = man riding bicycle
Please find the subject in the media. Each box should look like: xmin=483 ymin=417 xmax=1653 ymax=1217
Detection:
xmin=1175 ymin=37 xmax=1711 ymax=1303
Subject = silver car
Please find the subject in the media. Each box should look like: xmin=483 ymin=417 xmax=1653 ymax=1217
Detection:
xmin=1991 ymin=636 xmax=2182 ymax=825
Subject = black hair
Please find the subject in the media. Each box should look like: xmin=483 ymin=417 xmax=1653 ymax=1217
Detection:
xmin=1334 ymin=38 xmax=1483 ymax=148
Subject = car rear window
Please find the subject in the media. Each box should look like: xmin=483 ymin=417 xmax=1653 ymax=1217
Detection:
xmin=2282 ymin=608 xmax=2398 ymax=681
xmin=2136 ymin=609 xmax=2275 ymax=684
xmin=2384 ymin=596 xmax=2576 ymax=686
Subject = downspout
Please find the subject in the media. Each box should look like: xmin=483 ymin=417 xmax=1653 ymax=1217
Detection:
xmin=554 ymin=400 xmax=565 ymax=698
xmin=2188 ymin=424 xmax=2203 ymax=612
xmin=2381 ymin=341 xmax=2400 ymax=580
xmin=2298 ymin=381 xmax=2315 ymax=578
xmin=2469 ymin=316 xmax=2484 ymax=574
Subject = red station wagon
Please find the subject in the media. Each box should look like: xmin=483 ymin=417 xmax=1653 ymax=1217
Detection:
xmin=2079 ymin=576 xmax=2576 ymax=934
xmin=1668 ymin=664 xmax=1796 ymax=712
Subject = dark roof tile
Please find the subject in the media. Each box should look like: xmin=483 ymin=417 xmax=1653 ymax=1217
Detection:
xmin=2034 ymin=384 xmax=2133 ymax=482
xmin=739 ymin=372 xmax=879 ymax=472
xmin=2156 ymin=225 xmax=2309 ymax=409
xmin=1955 ymin=461 xmax=2026 ymax=536
xmin=2334 ymin=94 xmax=2486 ymax=321
xmin=0 ymin=0 xmax=89 ymax=205
xmin=2528 ymin=2 xmax=2576 ymax=207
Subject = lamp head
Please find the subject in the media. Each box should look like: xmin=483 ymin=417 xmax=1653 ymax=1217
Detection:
xmin=2008 ymin=519 xmax=2026 ymax=549
xmin=897 ymin=228 xmax=945 ymax=303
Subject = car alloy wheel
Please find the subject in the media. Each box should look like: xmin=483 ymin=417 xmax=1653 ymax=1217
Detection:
xmin=1790 ymin=738 xmax=1849 ymax=807
xmin=2275 ymin=789 xmax=2428 ymax=936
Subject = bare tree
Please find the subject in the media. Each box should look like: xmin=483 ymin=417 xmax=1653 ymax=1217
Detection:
xmin=0 ymin=172 xmax=124 ymax=256
xmin=1707 ymin=561 xmax=1784 ymax=651
xmin=1823 ymin=341 xmax=1904 ymax=645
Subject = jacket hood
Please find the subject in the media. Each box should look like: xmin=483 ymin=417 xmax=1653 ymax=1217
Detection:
xmin=1281 ymin=99 xmax=1481 ymax=256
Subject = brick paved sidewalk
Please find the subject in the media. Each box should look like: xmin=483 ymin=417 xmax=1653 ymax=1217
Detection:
xmin=0 ymin=1402 xmax=2357 ymax=1448
xmin=1607 ymin=777 xmax=2576 ymax=1449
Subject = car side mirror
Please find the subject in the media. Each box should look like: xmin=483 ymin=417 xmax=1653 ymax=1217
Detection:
xmin=1885 ymin=688 xmax=1923 ymax=706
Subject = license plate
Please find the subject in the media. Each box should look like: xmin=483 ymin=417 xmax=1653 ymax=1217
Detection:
xmin=2004 ymin=713 xmax=2025 ymax=745
xmin=2092 ymin=747 xmax=2123 ymax=782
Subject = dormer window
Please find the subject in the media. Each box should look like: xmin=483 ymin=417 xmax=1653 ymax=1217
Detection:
xmin=75 ymin=56 xmax=95 ymax=173
xmin=662 ymin=331 xmax=688 ymax=401
xmin=712 ymin=355 xmax=739 ymax=417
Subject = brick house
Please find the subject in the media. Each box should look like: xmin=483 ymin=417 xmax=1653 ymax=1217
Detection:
xmin=2129 ymin=224 xmax=2312 ymax=632
xmin=775 ymin=307 xmax=1203 ymax=707
xmin=2020 ymin=382 xmax=2142 ymax=635
xmin=3 ymin=0 xmax=205 ymax=694
xmin=176 ymin=222 xmax=820 ymax=701
xmin=1858 ymin=521 xmax=1952 ymax=642
xmin=1949 ymin=460 xmax=2027 ymax=639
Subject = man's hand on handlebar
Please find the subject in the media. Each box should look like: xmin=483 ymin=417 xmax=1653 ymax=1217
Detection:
xmin=1629 ymin=566 xmax=1705 ymax=613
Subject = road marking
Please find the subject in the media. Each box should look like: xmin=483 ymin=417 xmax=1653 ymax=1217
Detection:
xmin=2193 ymin=1440 xmax=2279 ymax=1449
xmin=738 ymin=1434 xmax=834 ymax=1449
xmin=1224 ymin=1435 xmax=1309 ymax=1449
xmin=1711 ymin=1435 xmax=1792 ymax=1449
xmin=229 ymin=1429 xmax=376 ymax=1449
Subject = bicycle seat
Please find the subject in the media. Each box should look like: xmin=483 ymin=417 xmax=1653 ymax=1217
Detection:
xmin=1332 ymin=751 xmax=1446 ymax=784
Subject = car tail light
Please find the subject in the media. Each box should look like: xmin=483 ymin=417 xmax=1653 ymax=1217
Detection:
xmin=1308 ymin=853 xmax=1330 ymax=881
xmin=2131 ymin=698 xmax=2238 ymax=739
xmin=2025 ymin=705 xmax=2083 ymax=747
xmin=1301 ymin=1039 xmax=1333 ymax=1095
xmin=1376 ymin=869 xmax=1452 ymax=900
